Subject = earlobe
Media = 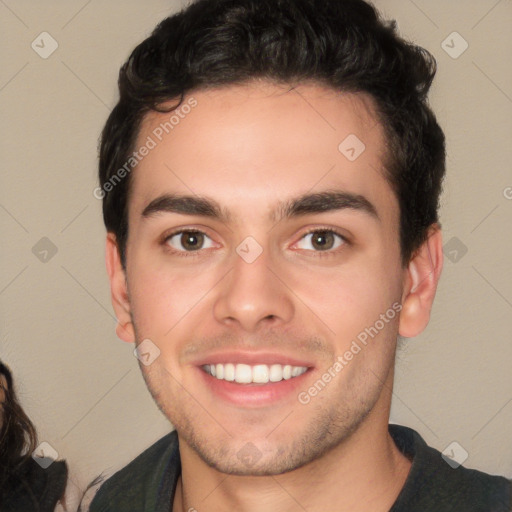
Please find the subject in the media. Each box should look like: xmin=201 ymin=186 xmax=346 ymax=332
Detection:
xmin=105 ymin=233 xmax=135 ymax=343
xmin=399 ymin=225 xmax=443 ymax=338
xmin=398 ymin=295 xmax=422 ymax=337
xmin=115 ymin=320 xmax=135 ymax=343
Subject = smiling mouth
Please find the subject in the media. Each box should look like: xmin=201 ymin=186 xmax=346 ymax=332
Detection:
xmin=201 ymin=363 xmax=309 ymax=384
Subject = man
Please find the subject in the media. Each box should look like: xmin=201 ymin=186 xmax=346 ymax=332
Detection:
xmin=90 ymin=0 xmax=512 ymax=510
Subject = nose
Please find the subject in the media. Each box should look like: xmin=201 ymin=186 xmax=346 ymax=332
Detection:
xmin=212 ymin=241 xmax=295 ymax=332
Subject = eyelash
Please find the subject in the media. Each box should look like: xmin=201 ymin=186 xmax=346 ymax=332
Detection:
xmin=161 ymin=227 xmax=349 ymax=258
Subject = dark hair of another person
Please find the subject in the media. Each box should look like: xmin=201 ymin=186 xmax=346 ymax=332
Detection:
xmin=0 ymin=360 xmax=38 ymax=494
xmin=99 ymin=0 xmax=446 ymax=268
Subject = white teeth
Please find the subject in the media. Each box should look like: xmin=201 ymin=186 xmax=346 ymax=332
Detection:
xmin=269 ymin=364 xmax=283 ymax=382
xmin=291 ymin=366 xmax=302 ymax=377
xmin=203 ymin=363 xmax=308 ymax=384
xmin=224 ymin=363 xmax=235 ymax=381
xmin=235 ymin=364 xmax=252 ymax=384
xmin=252 ymin=364 xmax=269 ymax=383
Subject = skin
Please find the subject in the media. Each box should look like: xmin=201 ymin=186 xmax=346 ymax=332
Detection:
xmin=106 ymin=82 xmax=443 ymax=512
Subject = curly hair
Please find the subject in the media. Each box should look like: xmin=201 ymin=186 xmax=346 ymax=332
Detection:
xmin=98 ymin=0 xmax=445 ymax=267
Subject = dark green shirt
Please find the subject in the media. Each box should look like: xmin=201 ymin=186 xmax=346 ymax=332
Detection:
xmin=90 ymin=424 xmax=511 ymax=511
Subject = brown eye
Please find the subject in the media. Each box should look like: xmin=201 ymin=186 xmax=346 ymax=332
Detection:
xmin=165 ymin=230 xmax=214 ymax=252
xmin=311 ymin=231 xmax=335 ymax=250
xmin=296 ymin=230 xmax=345 ymax=252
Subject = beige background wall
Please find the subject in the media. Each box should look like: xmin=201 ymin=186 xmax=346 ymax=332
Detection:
xmin=1 ymin=0 xmax=511 ymax=502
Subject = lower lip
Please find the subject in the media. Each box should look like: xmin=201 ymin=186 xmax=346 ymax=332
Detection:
xmin=197 ymin=367 xmax=313 ymax=407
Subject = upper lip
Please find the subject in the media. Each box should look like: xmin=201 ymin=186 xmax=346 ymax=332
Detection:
xmin=191 ymin=350 xmax=315 ymax=368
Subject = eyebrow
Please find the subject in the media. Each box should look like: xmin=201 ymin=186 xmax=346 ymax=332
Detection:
xmin=141 ymin=190 xmax=379 ymax=224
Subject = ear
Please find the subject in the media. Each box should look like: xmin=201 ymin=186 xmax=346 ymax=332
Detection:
xmin=105 ymin=233 xmax=135 ymax=343
xmin=399 ymin=224 xmax=443 ymax=338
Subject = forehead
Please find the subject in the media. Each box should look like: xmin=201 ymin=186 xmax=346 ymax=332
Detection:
xmin=129 ymin=82 xmax=396 ymax=225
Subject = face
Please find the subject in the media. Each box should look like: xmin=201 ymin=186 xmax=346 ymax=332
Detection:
xmin=109 ymin=82 xmax=422 ymax=476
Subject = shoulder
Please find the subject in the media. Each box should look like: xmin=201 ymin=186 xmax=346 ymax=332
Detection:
xmin=2 ymin=458 xmax=68 ymax=512
xmin=390 ymin=424 xmax=512 ymax=512
xmin=89 ymin=431 xmax=179 ymax=512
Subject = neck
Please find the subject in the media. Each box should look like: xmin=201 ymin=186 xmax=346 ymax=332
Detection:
xmin=173 ymin=409 xmax=411 ymax=512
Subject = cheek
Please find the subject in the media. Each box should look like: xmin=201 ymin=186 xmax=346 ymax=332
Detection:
xmin=129 ymin=272 xmax=183 ymax=336
xmin=289 ymin=260 xmax=401 ymax=347
xmin=127 ymin=257 xmax=219 ymax=339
